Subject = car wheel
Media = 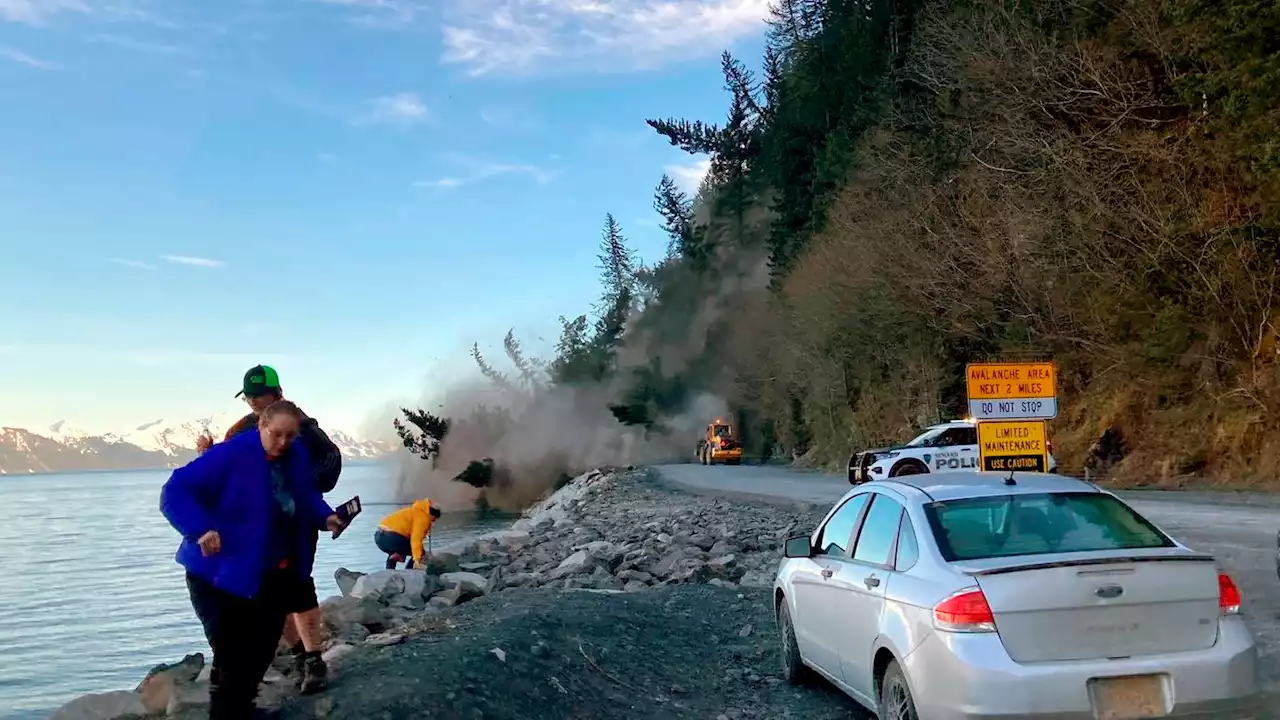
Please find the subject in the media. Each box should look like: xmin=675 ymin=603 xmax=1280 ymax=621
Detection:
xmin=879 ymin=660 xmax=919 ymax=720
xmin=890 ymin=460 xmax=928 ymax=477
xmin=777 ymin=600 xmax=808 ymax=685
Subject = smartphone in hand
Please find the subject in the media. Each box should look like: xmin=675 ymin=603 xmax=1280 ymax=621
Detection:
xmin=331 ymin=496 xmax=361 ymax=539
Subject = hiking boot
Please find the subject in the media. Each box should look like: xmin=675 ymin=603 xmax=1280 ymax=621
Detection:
xmin=290 ymin=647 xmax=308 ymax=680
xmin=274 ymin=643 xmax=306 ymax=682
xmin=299 ymin=653 xmax=328 ymax=695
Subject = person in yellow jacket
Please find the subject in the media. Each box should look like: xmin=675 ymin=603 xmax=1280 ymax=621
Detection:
xmin=375 ymin=499 xmax=441 ymax=570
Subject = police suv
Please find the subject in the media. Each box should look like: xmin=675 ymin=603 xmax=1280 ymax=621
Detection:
xmin=846 ymin=419 xmax=1058 ymax=484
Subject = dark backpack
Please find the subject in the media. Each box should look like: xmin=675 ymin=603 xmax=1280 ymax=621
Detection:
xmin=299 ymin=417 xmax=342 ymax=494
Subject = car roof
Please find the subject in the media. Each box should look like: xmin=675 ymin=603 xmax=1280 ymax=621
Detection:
xmin=921 ymin=419 xmax=976 ymax=431
xmin=873 ymin=471 xmax=1101 ymax=502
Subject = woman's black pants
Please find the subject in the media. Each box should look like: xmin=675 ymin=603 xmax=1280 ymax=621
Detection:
xmin=374 ymin=528 xmax=415 ymax=569
xmin=186 ymin=570 xmax=289 ymax=719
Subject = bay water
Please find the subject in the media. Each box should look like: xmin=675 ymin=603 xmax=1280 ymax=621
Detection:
xmin=0 ymin=463 xmax=506 ymax=719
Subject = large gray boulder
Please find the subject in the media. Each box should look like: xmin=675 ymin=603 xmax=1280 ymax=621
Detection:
xmin=349 ymin=569 xmax=406 ymax=600
xmin=49 ymin=691 xmax=146 ymax=720
xmin=334 ymin=567 xmax=364 ymax=597
xmin=550 ymin=550 xmax=597 ymax=579
xmin=439 ymin=571 xmax=488 ymax=599
xmin=422 ymin=550 xmax=461 ymax=575
xmin=135 ymin=653 xmax=204 ymax=715
xmin=320 ymin=594 xmax=387 ymax=640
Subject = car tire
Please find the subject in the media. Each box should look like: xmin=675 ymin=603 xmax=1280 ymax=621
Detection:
xmin=878 ymin=659 xmax=919 ymax=720
xmin=777 ymin=600 xmax=808 ymax=685
xmin=890 ymin=460 xmax=928 ymax=477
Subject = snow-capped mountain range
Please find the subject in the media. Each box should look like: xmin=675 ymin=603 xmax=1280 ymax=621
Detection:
xmin=0 ymin=414 xmax=393 ymax=475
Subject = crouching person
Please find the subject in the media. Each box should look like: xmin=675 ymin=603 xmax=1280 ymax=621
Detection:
xmin=375 ymin=499 xmax=440 ymax=570
xmin=160 ymin=400 xmax=344 ymax=720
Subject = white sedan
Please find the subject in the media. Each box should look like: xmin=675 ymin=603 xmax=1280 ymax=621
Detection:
xmin=773 ymin=471 xmax=1263 ymax=719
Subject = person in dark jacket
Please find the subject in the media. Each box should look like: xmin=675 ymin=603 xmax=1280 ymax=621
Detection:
xmin=162 ymin=400 xmax=344 ymax=719
xmin=195 ymin=364 xmax=343 ymax=693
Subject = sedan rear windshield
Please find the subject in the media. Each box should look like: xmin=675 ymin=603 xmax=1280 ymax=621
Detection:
xmin=923 ymin=492 xmax=1175 ymax=562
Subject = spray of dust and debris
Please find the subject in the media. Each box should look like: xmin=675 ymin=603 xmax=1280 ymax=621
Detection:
xmin=385 ymin=244 xmax=772 ymax=513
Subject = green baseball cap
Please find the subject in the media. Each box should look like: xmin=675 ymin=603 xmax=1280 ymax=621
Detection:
xmin=235 ymin=364 xmax=282 ymax=398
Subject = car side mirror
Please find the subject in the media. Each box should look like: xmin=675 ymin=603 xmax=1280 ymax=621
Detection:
xmin=783 ymin=534 xmax=814 ymax=559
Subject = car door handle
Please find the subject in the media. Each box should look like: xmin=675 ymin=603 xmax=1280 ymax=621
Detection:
xmin=821 ymin=568 xmax=833 ymax=579
xmin=863 ymin=574 xmax=881 ymax=589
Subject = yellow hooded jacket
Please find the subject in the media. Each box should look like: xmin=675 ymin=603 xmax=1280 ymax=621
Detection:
xmin=378 ymin=499 xmax=436 ymax=565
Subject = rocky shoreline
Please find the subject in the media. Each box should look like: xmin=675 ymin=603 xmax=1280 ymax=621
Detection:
xmin=52 ymin=467 xmax=845 ymax=720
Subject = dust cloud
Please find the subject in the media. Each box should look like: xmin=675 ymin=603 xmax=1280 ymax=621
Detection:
xmin=391 ymin=209 xmax=766 ymax=512
xmin=391 ymin=373 xmax=733 ymax=512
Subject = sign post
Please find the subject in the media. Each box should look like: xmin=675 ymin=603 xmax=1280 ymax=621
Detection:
xmin=966 ymin=361 xmax=1058 ymax=474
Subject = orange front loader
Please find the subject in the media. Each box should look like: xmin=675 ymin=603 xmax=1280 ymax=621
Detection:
xmin=695 ymin=419 xmax=743 ymax=466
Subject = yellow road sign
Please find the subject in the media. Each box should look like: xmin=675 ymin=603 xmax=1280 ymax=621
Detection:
xmin=966 ymin=362 xmax=1058 ymax=420
xmin=978 ymin=420 xmax=1049 ymax=472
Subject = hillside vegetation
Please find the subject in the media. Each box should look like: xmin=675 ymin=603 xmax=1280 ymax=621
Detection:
xmin=400 ymin=0 xmax=1280 ymax=500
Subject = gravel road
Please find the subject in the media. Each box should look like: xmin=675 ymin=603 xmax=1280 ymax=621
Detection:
xmin=656 ymin=462 xmax=1280 ymax=699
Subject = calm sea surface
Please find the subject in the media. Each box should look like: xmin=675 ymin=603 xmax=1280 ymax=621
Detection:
xmin=0 ymin=463 xmax=506 ymax=720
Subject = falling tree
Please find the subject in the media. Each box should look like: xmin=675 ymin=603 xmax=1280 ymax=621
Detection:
xmin=393 ymin=407 xmax=450 ymax=463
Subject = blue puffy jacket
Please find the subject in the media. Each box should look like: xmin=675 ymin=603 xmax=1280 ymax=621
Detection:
xmin=160 ymin=430 xmax=334 ymax=599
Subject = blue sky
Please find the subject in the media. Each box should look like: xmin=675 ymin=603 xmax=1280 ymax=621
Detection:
xmin=0 ymin=0 xmax=769 ymax=436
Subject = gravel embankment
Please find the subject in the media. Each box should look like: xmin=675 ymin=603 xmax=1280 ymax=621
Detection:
xmin=62 ymin=467 xmax=850 ymax=720
xmin=274 ymin=466 xmax=847 ymax=719
xmin=279 ymin=584 xmax=860 ymax=720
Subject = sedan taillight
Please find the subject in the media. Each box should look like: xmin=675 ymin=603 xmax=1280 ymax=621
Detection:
xmin=933 ymin=588 xmax=996 ymax=633
xmin=1219 ymin=572 xmax=1242 ymax=615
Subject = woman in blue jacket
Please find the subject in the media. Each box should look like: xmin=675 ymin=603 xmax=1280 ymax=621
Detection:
xmin=161 ymin=400 xmax=343 ymax=719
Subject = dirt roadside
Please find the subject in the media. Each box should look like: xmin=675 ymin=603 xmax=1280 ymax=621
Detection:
xmin=154 ymin=466 xmax=1280 ymax=719
xmin=270 ymin=585 xmax=861 ymax=720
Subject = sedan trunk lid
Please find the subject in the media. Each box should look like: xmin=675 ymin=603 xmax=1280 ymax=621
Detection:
xmin=960 ymin=550 xmax=1221 ymax=663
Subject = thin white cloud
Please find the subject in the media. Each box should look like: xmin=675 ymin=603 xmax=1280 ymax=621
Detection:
xmin=356 ymin=92 xmax=428 ymax=126
xmin=414 ymin=161 xmax=557 ymax=189
xmin=110 ymin=257 xmax=157 ymax=270
xmin=667 ymin=157 xmax=711 ymax=194
xmin=162 ymin=255 xmax=225 ymax=268
xmin=0 ymin=0 xmax=175 ymax=26
xmin=309 ymin=0 xmax=426 ymax=28
xmin=0 ymin=45 xmax=58 ymax=69
xmin=0 ymin=0 xmax=88 ymax=25
xmin=441 ymin=0 xmax=771 ymax=76
xmin=89 ymin=33 xmax=183 ymax=55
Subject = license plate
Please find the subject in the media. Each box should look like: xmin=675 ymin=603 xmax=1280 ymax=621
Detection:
xmin=1089 ymin=674 xmax=1169 ymax=720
